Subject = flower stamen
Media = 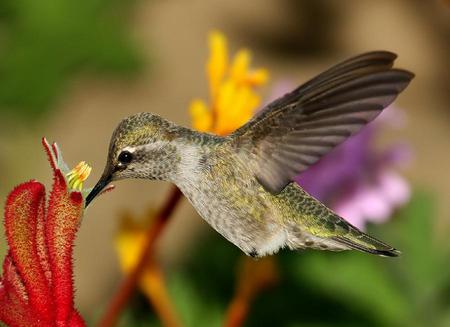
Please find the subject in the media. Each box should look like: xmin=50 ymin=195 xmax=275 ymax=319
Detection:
xmin=66 ymin=161 xmax=92 ymax=190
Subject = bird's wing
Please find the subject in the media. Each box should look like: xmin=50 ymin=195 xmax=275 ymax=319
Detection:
xmin=230 ymin=51 xmax=414 ymax=194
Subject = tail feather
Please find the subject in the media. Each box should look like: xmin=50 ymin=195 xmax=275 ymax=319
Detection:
xmin=332 ymin=233 xmax=401 ymax=257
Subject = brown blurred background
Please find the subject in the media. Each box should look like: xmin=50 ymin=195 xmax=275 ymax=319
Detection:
xmin=0 ymin=0 xmax=449 ymax=320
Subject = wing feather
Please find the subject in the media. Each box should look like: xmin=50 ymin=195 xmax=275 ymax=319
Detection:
xmin=230 ymin=51 xmax=414 ymax=193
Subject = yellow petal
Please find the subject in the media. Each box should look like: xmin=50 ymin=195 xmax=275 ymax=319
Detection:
xmin=215 ymin=80 xmax=236 ymax=118
xmin=245 ymin=92 xmax=261 ymax=117
xmin=214 ymin=80 xmax=239 ymax=134
xmin=189 ymin=99 xmax=213 ymax=132
xmin=115 ymin=227 xmax=146 ymax=272
xmin=191 ymin=31 xmax=270 ymax=136
xmin=245 ymin=69 xmax=269 ymax=86
xmin=230 ymin=49 xmax=251 ymax=84
xmin=207 ymin=31 xmax=228 ymax=101
xmin=215 ymin=83 xmax=263 ymax=135
xmin=228 ymin=87 xmax=250 ymax=120
xmin=233 ymin=88 xmax=260 ymax=129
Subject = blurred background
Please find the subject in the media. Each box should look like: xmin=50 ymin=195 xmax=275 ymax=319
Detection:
xmin=0 ymin=0 xmax=449 ymax=326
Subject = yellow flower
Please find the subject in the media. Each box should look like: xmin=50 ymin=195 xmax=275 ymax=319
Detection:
xmin=190 ymin=30 xmax=269 ymax=136
xmin=115 ymin=214 xmax=148 ymax=273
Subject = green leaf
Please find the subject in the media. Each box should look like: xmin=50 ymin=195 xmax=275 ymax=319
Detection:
xmin=169 ymin=273 xmax=223 ymax=327
xmin=386 ymin=191 xmax=450 ymax=325
xmin=295 ymin=251 xmax=409 ymax=326
xmin=393 ymin=192 xmax=444 ymax=296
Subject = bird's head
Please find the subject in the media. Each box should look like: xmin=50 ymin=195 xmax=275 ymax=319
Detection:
xmin=85 ymin=112 xmax=180 ymax=206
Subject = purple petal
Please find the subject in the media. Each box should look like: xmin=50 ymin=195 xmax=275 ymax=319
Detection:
xmin=377 ymin=170 xmax=411 ymax=207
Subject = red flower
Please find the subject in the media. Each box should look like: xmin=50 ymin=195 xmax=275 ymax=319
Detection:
xmin=0 ymin=138 xmax=88 ymax=327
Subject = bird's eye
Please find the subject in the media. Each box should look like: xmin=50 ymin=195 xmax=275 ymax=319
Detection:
xmin=118 ymin=151 xmax=133 ymax=164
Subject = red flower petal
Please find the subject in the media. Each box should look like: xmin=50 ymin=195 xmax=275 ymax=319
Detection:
xmin=0 ymin=255 xmax=41 ymax=327
xmin=2 ymin=254 xmax=28 ymax=305
xmin=4 ymin=181 xmax=53 ymax=322
xmin=42 ymin=138 xmax=58 ymax=173
xmin=0 ymin=286 xmax=37 ymax=327
xmin=1 ymin=139 xmax=87 ymax=326
xmin=68 ymin=311 xmax=86 ymax=327
xmin=46 ymin=170 xmax=83 ymax=324
xmin=35 ymin=185 xmax=52 ymax=285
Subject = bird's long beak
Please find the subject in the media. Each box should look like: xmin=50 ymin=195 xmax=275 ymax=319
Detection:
xmin=85 ymin=173 xmax=112 ymax=207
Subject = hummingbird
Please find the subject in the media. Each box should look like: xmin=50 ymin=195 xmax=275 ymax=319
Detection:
xmin=86 ymin=51 xmax=413 ymax=258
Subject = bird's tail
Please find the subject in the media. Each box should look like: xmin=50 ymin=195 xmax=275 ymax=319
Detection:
xmin=332 ymin=229 xmax=400 ymax=257
xmin=289 ymin=185 xmax=401 ymax=257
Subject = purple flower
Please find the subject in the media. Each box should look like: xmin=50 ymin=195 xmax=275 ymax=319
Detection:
xmin=331 ymin=169 xmax=410 ymax=229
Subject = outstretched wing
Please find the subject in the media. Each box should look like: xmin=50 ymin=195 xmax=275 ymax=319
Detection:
xmin=230 ymin=51 xmax=414 ymax=194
